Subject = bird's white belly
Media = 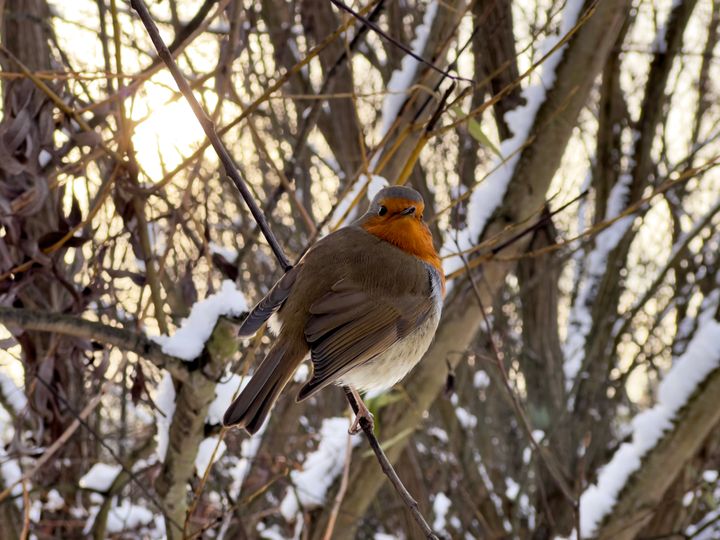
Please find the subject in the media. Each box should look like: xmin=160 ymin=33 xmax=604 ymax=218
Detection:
xmin=338 ymin=302 xmax=442 ymax=394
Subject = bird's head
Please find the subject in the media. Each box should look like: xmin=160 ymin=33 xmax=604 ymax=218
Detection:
xmin=364 ymin=186 xmax=426 ymax=223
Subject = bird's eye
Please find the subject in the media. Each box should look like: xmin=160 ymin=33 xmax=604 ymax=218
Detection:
xmin=378 ymin=205 xmax=388 ymax=216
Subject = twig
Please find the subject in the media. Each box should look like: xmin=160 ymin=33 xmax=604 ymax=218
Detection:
xmin=130 ymin=0 xmax=292 ymax=272
xmin=328 ymin=0 xmax=473 ymax=84
xmin=31 ymin=374 xmax=186 ymax=535
xmin=322 ymin=431 xmax=353 ymax=540
xmin=129 ymin=1 xmax=439 ymax=534
xmin=455 ymin=251 xmax=576 ymax=504
xmin=0 ymin=386 xmax=106 ymax=504
xmin=343 ymin=387 xmax=439 ymax=539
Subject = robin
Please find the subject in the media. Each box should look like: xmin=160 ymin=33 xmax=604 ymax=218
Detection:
xmin=223 ymin=186 xmax=445 ymax=434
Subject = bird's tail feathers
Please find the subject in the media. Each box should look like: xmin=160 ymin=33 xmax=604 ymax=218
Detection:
xmin=223 ymin=342 xmax=299 ymax=434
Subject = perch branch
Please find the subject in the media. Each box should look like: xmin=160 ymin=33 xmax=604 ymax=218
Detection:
xmin=344 ymin=387 xmax=439 ymax=539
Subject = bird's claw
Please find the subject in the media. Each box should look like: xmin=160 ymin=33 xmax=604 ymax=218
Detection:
xmin=349 ymin=406 xmax=374 ymax=434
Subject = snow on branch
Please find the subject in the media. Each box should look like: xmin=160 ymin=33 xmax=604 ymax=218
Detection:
xmin=0 ymin=372 xmax=27 ymax=417
xmin=579 ymin=298 xmax=720 ymax=536
xmin=563 ymin=172 xmax=634 ymax=386
xmin=441 ymin=0 xmax=586 ymax=280
xmin=379 ymin=1 xmax=438 ymax=139
xmin=152 ymin=280 xmax=247 ymax=361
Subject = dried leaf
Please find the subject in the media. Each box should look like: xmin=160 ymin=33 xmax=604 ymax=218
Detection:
xmin=68 ymin=193 xmax=82 ymax=229
xmin=131 ymin=365 xmax=147 ymax=406
xmin=72 ymin=130 xmax=102 ymax=148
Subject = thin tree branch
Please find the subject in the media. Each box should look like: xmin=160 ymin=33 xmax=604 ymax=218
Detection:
xmin=456 ymin=248 xmax=577 ymax=505
xmin=130 ymin=0 xmax=292 ymax=272
xmin=0 ymin=384 xmax=106 ymax=504
xmin=0 ymin=307 xmax=190 ymax=382
xmin=344 ymin=387 xmax=439 ymax=540
xmin=328 ymin=0 xmax=473 ymax=84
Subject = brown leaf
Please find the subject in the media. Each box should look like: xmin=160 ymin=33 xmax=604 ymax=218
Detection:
xmin=72 ymin=130 xmax=102 ymax=148
xmin=130 ymin=365 xmax=147 ymax=406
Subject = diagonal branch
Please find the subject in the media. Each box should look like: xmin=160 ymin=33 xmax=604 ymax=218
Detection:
xmin=130 ymin=0 xmax=292 ymax=272
xmin=344 ymin=387 xmax=439 ymax=539
xmin=129 ymin=0 xmax=438 ymax=535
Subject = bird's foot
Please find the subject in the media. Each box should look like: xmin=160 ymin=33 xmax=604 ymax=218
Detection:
xmin=348 ymin=388 xmax=374 ymax=434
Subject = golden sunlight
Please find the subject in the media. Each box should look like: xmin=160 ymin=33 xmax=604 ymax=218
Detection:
xmin=131 ymin=91 xmax=207 ymax=180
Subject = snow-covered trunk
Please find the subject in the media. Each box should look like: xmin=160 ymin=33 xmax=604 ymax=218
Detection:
xmin=568 ymin=0 xmax=699 ymax=477
xmin=152 ymin=284 xmax=247 ymax=538
xmin=581 ymin=301 xmax=720 ymax=539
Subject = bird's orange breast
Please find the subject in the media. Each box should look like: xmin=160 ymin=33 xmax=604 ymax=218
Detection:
xmin=362 ymin=216 xmax=446 ymax=295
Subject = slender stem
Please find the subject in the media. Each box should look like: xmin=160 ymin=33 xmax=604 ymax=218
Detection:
xmin=456 ymin=251 xmax=577 ymax=504
xmin=343 ymin=387 xmax=439 ymax=540
xmin=328 ymin=0 xmax=472 ymax=84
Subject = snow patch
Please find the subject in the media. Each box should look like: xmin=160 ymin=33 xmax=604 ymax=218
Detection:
xmin=367 ymin=175 xmax=390 ymax=201
xmin=0 ymin=448 xmax=22 ymax=508
xmin=473 ymin=370 xmax=490 ymax=389
xmin=227 ymin=419 xmax=268 ymax=499
xmin=455 ymin=407 xmax=477 ymax=429
xmin=432 ymin=492 xmax=451 ymax=533
xmin=279 ymin=417 xmax=357 ymax=521
xmin=207 ymin=373 xmax=247 ymax=425
xmin=79 ymin=463 xmax=122 ymax=492
xmin=152 ymin=280 xmax=247 ymax=361
xmin=379 ymin=2 xmax=438 ymax=138
xmin=506 ymin=478 xmax=520 ymax=500
xmin=195 ymin=436 xmax=227 ymax=474
xmin=0 ymin=372 xmax=27 ymax=414
xmin=84 ymin=497 xmax=155 ymax=535
xmin=155 ymin=372 xmax=176 ymax=461
xmin=45 ymin=489 xmax=64 ymax=511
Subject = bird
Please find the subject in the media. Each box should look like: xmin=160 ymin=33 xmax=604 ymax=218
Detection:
xmin=223 ymin=185 xmax=445 ymax=435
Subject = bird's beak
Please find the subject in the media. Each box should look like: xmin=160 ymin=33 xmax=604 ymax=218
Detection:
xmin=400 ymin=206 xmax=416 ymax=216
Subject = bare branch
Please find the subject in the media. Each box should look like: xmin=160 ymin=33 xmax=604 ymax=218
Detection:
xmin=0 ymin=307 xmax=190 ymax=382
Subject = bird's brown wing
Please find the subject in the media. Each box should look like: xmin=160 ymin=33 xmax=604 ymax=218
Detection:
xmin=297 ymin=278 xmax=435 ymax=400
xmin=237 ymin=264 xmax=302 ymax=337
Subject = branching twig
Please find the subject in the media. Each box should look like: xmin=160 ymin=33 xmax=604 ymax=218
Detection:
xmin=31 ymin=374 xmax=186 ymax=535
xmin=455 ymin=250 xmax=577 ymax=506
xmin=129 ymin=0 xmax=439 ymax=533
xmin=0 ymin=385 xmax=106 ymax=504
xmin=328 ymin=0 xmax=473 ymax=84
